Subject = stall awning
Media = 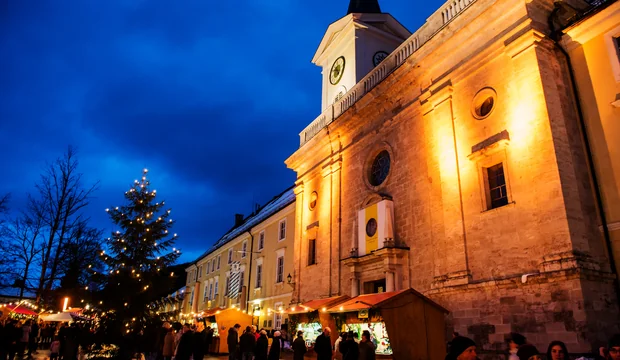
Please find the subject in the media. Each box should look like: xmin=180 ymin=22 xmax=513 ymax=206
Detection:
xmin=287 ymin=295 xmax=350 ymax=314
xmin=40 ymin=312 xmax=73 ymax=322
xmin=325 ymin=289 xmax=445 ymax=313
xmin=1 ymin=304 xmax=38 ymax=316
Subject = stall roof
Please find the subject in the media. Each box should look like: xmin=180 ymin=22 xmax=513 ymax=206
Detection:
xmin=1 ymin=304 xmax=38 ymax=316
xmin=287 ymin=295 xmax=350 ymax=314
xmin=326 ymin=289 xmax=448 ymax=313
xmin=40 ymin=312 xmax=73 ymax=322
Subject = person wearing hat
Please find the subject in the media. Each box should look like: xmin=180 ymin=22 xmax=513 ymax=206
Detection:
xmin=445 ymin=336 xmax=477 ymax=360
xmin=517 ymin=344 xmax=542 ymax=360
xmin=293 ymin=330 xmax=307 ymax=360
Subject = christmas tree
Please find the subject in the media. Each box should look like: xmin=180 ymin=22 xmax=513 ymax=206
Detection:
xmin=96 ymin=169 xmax=180 ymax=336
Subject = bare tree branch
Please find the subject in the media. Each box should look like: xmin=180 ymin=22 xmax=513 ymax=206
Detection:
xmin=32 ymin=146 xmax=99 ymax=304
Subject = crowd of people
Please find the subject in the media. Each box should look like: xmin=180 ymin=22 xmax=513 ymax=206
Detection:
xmin=3 ymin=317 xmax=620 ymax=360
xmin=0 ymin=319 xmax=93 ymax=360
xmin=224 ymin=325 xmax=377 ymax=360
xmin=446 ymin=332 xmax=620 ymax=360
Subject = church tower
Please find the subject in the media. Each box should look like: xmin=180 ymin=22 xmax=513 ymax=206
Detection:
xmin=313 ymin=0 xmax=411 ymax=110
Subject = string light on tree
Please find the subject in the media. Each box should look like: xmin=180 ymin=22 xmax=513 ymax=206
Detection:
xmin=99 ymin=168 xmax=180 ymax=334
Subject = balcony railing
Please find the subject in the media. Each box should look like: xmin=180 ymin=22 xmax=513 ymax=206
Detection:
xmin=298 ymin=0 xmax=478 ymax=147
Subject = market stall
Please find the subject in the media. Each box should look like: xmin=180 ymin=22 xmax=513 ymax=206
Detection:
xmin=198 ymin=307 xmax=252 ymax=354
xmin=326 ymin=289 xmax=448 ymax=360
xmin=40 ymin=312 xmax=73 ymax=322
xmin=0 ymin=303 xmax=39 ymax=320
xmin=286 ymin=295 xmax=349 ymax=347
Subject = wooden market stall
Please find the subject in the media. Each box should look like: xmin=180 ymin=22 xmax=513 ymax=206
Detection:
xmin=326 ymin=289 xmax=449 ymax=360
xmin=285 ymin=295 xmax=349 ymax=347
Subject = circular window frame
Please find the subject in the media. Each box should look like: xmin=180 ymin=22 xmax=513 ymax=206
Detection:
xmin=471 ymin=87 xmax=497 ymax=120
xmin=308 ymin=191 xmax=318 ymax=211
xmin=363 ymin=143 xmax=394 ymax=191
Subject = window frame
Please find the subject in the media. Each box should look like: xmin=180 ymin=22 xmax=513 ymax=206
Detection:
xmin=228 ymin=249 xmax=233 ymax=264
xmin=256 ymin=264 xmax=262 ymax=288
xmin=276 ymin=256 xmax=284 ymax=283
xmin=278 ymin=219 xmax=287 ymax=241
xmin=241 ymin=240 xmax=248 ymax=258
xmin=485 ymin=163 xmax=509 ymax=210
xmin=203 ymin=284 xmax=208 ymax=302
xmin=258 ymin=231 xmax=265 ymax=250
xmin=274 ymin=302 xmax=283 ymax=330
xmin=308 ymin=239 xmax=317 ymax=266
xmin=238 ymin=271 xmax=245 ymax=294
xmin=217 ymin=255 xmax=221 ymax=270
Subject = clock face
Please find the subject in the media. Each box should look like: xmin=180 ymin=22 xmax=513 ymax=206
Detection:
xmin=329 ymin=56 xmax=346 ymax=85
xmin=373 ymin=51 xmax=389 ymax=66
xmin=366 ymin=218 xmax=377 ymax=237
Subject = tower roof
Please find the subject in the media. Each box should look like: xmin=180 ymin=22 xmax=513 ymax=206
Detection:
xmin=347 ymin=0 xmax=381 ymax=14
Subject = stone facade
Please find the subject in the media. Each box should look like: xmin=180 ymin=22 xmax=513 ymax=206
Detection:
xmin=286 ymin=0 xmax=619 ymax=354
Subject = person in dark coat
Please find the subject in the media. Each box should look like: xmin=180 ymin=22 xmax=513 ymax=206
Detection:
xmin=292 ymin=331 xmax=307 ymax=360
xmin=358 ymin=330 xmax=376 ymax=360
xmin=205 ymin=326 xmax=213 ymax=355
xmin=267 ymin=331 xmax=282 ymax=360
xmin=227 ymin=324 xmax=241 ymax=360
xmin=314 ymin=327 xmax=333 ymax=360
xmin=343 ymin=331 xmax=359 ymax=360
xmin=239 ymin=326 xmax=256 ymax=360
xmin=255 ymin=330 xmax=269 ymax=360
xmin=175 ymin=324 xmax=194 ymax=360
xmin=193 ymin=321 xmax=208 ymax=360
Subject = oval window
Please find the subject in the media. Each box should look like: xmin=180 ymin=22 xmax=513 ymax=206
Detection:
xmin=368 ymin=150 xmax=391 ymax=187
xmin=472 ymin=88 xmax=497 ymax=120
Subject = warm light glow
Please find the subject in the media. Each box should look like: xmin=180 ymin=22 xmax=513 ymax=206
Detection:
xmin=62 ymin=297 xmax=69 ymax=311
xmin=322 ymin=307 xmax=327 ymax=312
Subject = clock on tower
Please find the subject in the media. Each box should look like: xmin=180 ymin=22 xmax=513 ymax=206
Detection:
xmin=312 ymin=0 xmax=411 ymax=111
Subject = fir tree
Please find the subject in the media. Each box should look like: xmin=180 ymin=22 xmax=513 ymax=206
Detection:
xmin=97 ymin=169 xmax=180 ymax=333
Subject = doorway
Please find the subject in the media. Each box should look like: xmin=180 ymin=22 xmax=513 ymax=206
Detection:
xmin=363 ymin=278 xmax=386 ymax=294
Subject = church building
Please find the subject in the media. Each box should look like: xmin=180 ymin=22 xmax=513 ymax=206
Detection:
xmin=286 ymin=0 xmax=620 ymax=354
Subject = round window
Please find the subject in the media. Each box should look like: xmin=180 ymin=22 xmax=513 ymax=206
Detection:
xmin=309 ymin=191 xmax=318 ymax=210
xmin=472 ymin=88 xmax=497 ymax=120
xmin=368 ymin=150 xmax=391 ymax=187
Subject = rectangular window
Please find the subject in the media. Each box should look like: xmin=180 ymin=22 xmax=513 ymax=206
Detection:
xmin=211 ymin=260 xmax=215 ymax=273
xmin=487 ymin=163 xmax=508 ymax=209
xmin=214 ymin=279 xmax=219 ymax=296
xmin=228 ymin=249 xmax=233 ymax=264
xmin=263 ymin=320 xmax=267 ymax=328
xmin=189 ymin=289 xmax=194 ymax=306
xmin=274 ymin=302 xmax=283 ymax=329
xmin=258 ymin=231 xmax=265 ymax=250
xmin=276 ymin=256 xmax=284 ymax=283
xmin=205 ymin=262 xmax=209 ymax=275
xmin=256 ymin=264 xmax=262 ymax=288
xmin=238 ymin=271 xmax=245 ymax=293
xmin=203 ymin=285 xmax=208 ymax=302
xmin=278 ymin=220 xmax=286 ymax=241
xmin=308 ymin=239 xmax=316 ymax=266
xmin=198 ymin=266 xmax=202 ymax=278
xmin=241 ymin=241 xmax=247 ymax=258
xmin=225 ymin=275 xmax=230 ymax=296
xmin=209 ymin=283 xmax=214 ymax=300
xmin=217 ymin=255 xmax=221 ymax=270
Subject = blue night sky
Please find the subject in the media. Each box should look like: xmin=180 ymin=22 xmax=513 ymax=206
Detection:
xmin=1 ymin=0 xmax=444 ymax=263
